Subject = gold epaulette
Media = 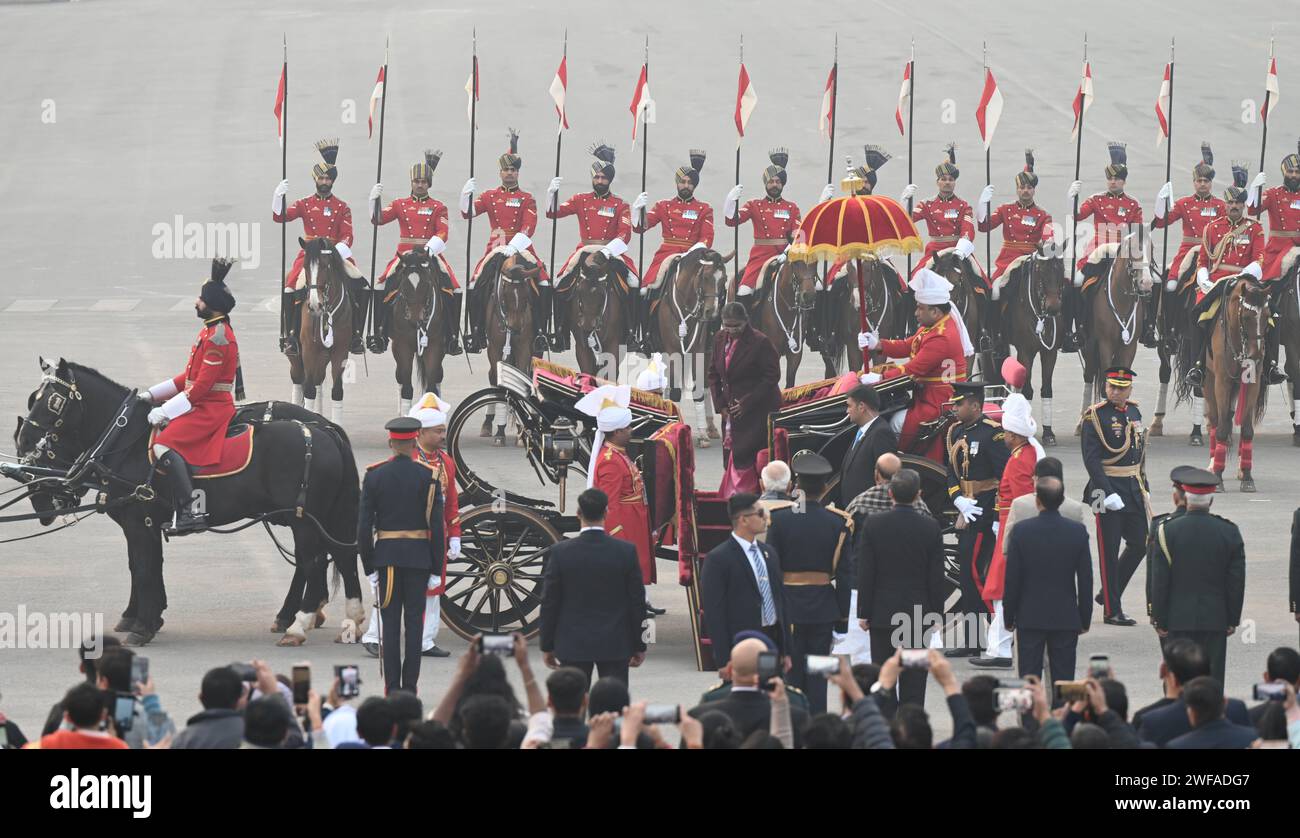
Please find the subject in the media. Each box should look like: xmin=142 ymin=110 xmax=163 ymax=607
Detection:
xmin=982 ymin=417 xmax=1002 ymax=428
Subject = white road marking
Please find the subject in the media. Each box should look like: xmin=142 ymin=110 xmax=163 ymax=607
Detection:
xmin=90 ymin=298 xmax=141 ymax=312
xmin=4 ymin=299 xmax=56 ymax=312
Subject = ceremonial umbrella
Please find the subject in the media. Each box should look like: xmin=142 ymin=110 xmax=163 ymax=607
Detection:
xmin=787 ymin=173 xmax=922 ymax=331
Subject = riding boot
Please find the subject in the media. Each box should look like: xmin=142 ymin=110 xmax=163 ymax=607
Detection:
xmin=156 ymin=449 xmax=207 ymax=535
xmin=347 ymin=277 xmax=367 ymax=355
xmin=283 ymin=293 xmax=304 ymax=356
xmin=445 ymin=292 xmax=464 ymax=355
xmin=1184 ymin=321 xmax=1207 ymax=387
xmin=805 ymin=289 xmax=824 ymax=352
xmin=1061 ymin=289 xmax=1082 ymax=352
xmin=1264 ymin=320 xmax=1287 ymax=384
xmin=367 ymin=289 xmax=390 ymax=354
xmin=550 ymin=289 xmax=571 ymax=352
xmin=1140 ymin=287 xmax=1160 ymax=347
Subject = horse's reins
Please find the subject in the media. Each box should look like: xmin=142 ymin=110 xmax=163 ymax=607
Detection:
xmin=306 ymin=251 xmax=346 ymax=349
xmin=398 ymin=265 xmax=438 ymax=354
xmin=770 ymin=262 xmax=813 ymax=354
xmin=670 ymin=257 xmax=716 ymax=353
xmin=1104 ymin=245 xmax=1148 ymax=347
xmin=574 ymin=263 xmax=611 ymax=353
xmin=1025 ymin=258 xmax=1060 ymax=351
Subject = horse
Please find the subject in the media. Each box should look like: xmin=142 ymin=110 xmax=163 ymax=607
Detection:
xmin=926 ymin=249 xmax=986 ymax=375
xmin=652 ymin=247 xmax=728 ymax=445
xmin=562 ymin=249 xmax=628 ymax=380
xmin=1192 ymin=277 xmax=1270 ymax=491
xmin=1078 ymin=228 xmax=1156 ymax=420
xmin=1150 ymin=279 xmax=1200 ymax=444
xmin=1277 ymin=254 xmax=1300 ymax=446
xmin=754 ymin=257 xmax=819 ymax=388
xmin=13 ymin=359 xmax=361 ymax=646
xmin=478 ymin=251 xmax=542 ymax=445
xmin=819 ymin=256 xmax=908 ymax=377
xmin=388 ymin=249 xmax=451 ymax=415
xmin=993 ymin=245 xmax=1066 ymax=444
xmin=288 ymin=237 xmax=354 ymax=422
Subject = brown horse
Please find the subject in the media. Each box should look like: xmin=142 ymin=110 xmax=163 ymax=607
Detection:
xmin=755 ymin=257 xmax=819 ymax=387
xmin=819 ymin=256 xmax=908 ymax=377
xmin=1079 ymin=228 xmax=1156 ymax=420
xmin=562 ymin=249 xmax=628 ymax=380
xmin=480 ymin=251 xmax=541 ymax=445
xmin=994 ymin=245 xmax=1066 ymax=444
xmin=926 ymin=250 xmax=986 ymax=374
xmin=1201 ymin=276 xmax=1270 ymax=491
xmin=653 ymin=247 xmax=728 ymax=445
xmin=388 ymin=249 xmax=451 ymax=414
xmin=289 ymin=237 xmax=354 ymax=423
xmin=1277 ymin=255 xmax=1300 ymax=446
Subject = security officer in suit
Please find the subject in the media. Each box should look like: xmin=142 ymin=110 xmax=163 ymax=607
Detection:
xmin=358 ymin=416 xmax=445 ymax=695
xmin=943 ymin=381 xmax=1010 ymax=656
xmin=1147 ymin=466 xmax=1245 ymax=686
xmin=1080 ymin=366 xmax=1148 ymax=626
xmin=764 ymin=453 xmax=853 ymax=714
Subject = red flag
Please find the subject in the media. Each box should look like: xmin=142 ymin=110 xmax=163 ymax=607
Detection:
xmin=465 ymin=59 xmax=479 ymax=128
xmin=735 ymin=63 xmax=757 ymax=137
xmin=273 ymin=65 xmax=286 ymax=147
xmin=1154 ymin=63 xmax=1171 ymax=146
xmin=550 ymin=56 xmax=569 ymax=130
xmin=1071 ymin=61 xmax=1094 ymax=141
xmin=975 ymin=68 xmax=1003 ymax=152
xmin=1263 ymin=56 xmax=1280 ymax=121
xmin=630 ymin=63 xmax=655 ymax=144
xmin=894 ymin=61 xmax=911 ymax=135
xmin=368 ymin=66 xmax=385 ymax=139
xmin=818 ymin=64 xmax=836 ymax=139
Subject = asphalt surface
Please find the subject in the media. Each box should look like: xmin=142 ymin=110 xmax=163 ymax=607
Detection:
xmin=1 ymin=0 xmax=1298 ymax=741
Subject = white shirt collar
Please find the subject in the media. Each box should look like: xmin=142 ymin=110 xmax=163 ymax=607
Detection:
xmin=579 ymin=526 xmax=605 ymax=533
xmin=857 ymin=415 xmax=878 ymax=434
xmin=731 ymin=532 xmax=758 ymax=554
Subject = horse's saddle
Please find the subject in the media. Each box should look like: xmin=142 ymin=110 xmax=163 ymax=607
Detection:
xmin=147 ymin=424 xmax=256 ymax=479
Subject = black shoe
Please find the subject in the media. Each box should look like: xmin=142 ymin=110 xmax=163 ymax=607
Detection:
xmin=349 ymin=333 xmax=365 ymax=355
xmin=646 ymin=604 xmax=666 ymax=617
xmin=1266 ymin=364 xmax=1287 ymax=385
xmin=421 ymin=644 xmax=451 ymax=658
xmin=1104 ymin=613 xmax=1137 ymax=627
xmin=1184 ymin=366 xmax=1205 ymax=387
xmin=1061 ymin=329 xmax=1082 ymax=353
xmin=943 ymin=648 xmax=980 ymax=658
xmin=1095 ymin=593 xmax=1104 ymax=606
xmin=446 ymin=334 xmax=463 ymax=356
xmin=362 ymin=642 xmax=379 ymax=658
xmin=969 ymin=656 xmax=1013 ymax=668
xmin=367 ymin=335 xmax=389 ymax=354
xmin=1189 ymin=426 xmax=1205 ymax=447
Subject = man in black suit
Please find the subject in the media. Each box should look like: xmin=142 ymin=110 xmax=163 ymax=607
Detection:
xmin=1133 ymin=638 xmax=1253 ymax=746
xmin=539 ymin=488 xmax=647 ymax=686
xmin=1002 ymin=476 xmax=1092 ymax=685
xmin=701 ymin=492 xmax=789 ymax=674
xmin=839 ymin=384 xmax=897 ymax=509
xmin=856 ymin=469 xmax=946 ymax=706
xmin=1166 ymin=677 xmax=1260 ymax=749
xmin=687 ymin=637 xmax=810 ymax=746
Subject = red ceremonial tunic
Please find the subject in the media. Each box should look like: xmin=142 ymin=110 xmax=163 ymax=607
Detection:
xmin=464 ymin=187 xmax=548 ymax=286
xmin=155 ymin=316 xmax=238 ymax=467
xmin=376 ymin=195 xmax=459 ymax=288
xmin=1152 ymin=193 xmax=1225 ymax=282
xmin=1195 ymin=216 xmax=1266 ymax=301
xmin=593 ymin=441 xmax=654 ymax=584
xmin=1248 ymin=185 xmax=1300 ymax=280
xmin=911 ymin=195 xmax=987 ymax=284
xmin=274 ymin=194 xmax=356 ymax=290
xmin=874 ymin=313 xmax=968 ymax=461
xmin=726 ymin=197 xmax=802 ymax=290
xmin=978 ymin=201 xmax=1054 ymax=281
xmin=547 ymin=192 xmax=637 ymax=280
xmin=1073 ymin=192 xmax=1144 ymax=271
xmin=634 ymin=197 xmax=715 ymax=289
xmin=982 ymin=441 xmax=1038 ymax=605
xmin=415 ymin=445 xmax=461 ymax=596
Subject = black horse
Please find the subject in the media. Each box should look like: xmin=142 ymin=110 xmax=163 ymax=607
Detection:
xmin=13 ymin=358 xmax=360 ymax=647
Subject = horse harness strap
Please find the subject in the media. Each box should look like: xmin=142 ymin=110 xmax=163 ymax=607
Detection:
xmin=294 ymin=421 xmax=313 ymax=518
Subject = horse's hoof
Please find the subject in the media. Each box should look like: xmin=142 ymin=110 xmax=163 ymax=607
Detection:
xmin=123 ymin=630 xmax=155 ymax=647
xmin=479 ymin=424 xmax=493 ymax=438
xmin=1190 ymin=429 xmax=1205 ymax=447
xmin=1149 ymin=417 xmax=1164 ymax=437
xmin=1042 ymin=428 xmax=1057 ymax=447
xmin=707 ymin=427 xmax=721 ymax=440
xmin=276 ymin=633 xmax=306 ymax=648
xmin=696 ymin=436 xmax=711 ymax=449
xmin=492 ymin=437 xmax=505 ymax=448
xmin=1240 ymin=478 xmax=1256 ymax=493
xmin=114 ymin=617 xmax=136 ymax=633
xmin=270 ymin=619 xmax=290 ymax=633
xmin=313 ymin=609 xmax=327 ymax=629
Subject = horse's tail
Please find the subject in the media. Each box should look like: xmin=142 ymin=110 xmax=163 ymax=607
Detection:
xmin=1253 ymin=377 xmax=1269 ymax=423
xmin=1173 ymin=307 xmax=1196 ymax=405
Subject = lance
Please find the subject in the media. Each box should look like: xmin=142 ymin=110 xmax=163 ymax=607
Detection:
xmin=733 ymin=35 xmax=743 ymax=290
xmin=279 ymin=36 xmax=288 ymax=347
xmin=548 ymin=30 xmax=566 ymax=339
xmin=824 ymin=36 xmax=837 ymax=287
xmin=983 ymin=44 xmax=992 ymax=297
xmin=1258 ymin=34 xmax=1275 ymax=174
xmin=906 ymin=39 xmax=916 ymax=278
xmin=465 ymin=31 xmax=479 ymax=343
xmin=1157 ymin=39 xmax=1175 ymax=332
xmin=366 ymin=42 xmax=390 ymax=345
xmin=638 ymin=37 xmax=649 ymax=289
xmin=1069 ymin=34 xmax=1088 ymax=333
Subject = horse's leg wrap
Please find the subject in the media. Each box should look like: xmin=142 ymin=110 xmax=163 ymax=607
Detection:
xmin=284 ymin=609 xmax=314 ymax=641
xmin=1211 ymin=434 xmax=1227 ymax=474
xmin=1040 ymin=397 xmax=1053 ymax=430
xmin=1156 ymin=382 xmax=1169 ymax=416
xmin=1191 ymin=394 xmax=1203 ymax=427
xmin=1239 ymin=438 xmax=1254 ymax=472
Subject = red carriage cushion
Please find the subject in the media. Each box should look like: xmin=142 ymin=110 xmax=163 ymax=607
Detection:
xmin=148 ymin=425 xmax=255 ymax=478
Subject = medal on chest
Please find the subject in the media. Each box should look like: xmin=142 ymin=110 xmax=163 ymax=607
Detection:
xmin=682 ymin=209 xmax=699 ymax=221
xmin=944 ymin=208 xmax=959 ymax=220
xmin=417 ymin=208 xmax=433 ymax=216
xmin=323 ymin=207 xmax=332 ymax=217
xmin=1020 ymin=214 xmax=1037 ymax=226
xmin=970 ymin=440 xmax=980 ymax=457
xmin=505 ymin=198 xmax=522 ymax=208
xmin=597 ymin=206 xmax=616 ymax=218
xmin=773 ymin=209 xmax=790 ymax=220
xmin=1200 ymin=207 xmax=1217 ymax=217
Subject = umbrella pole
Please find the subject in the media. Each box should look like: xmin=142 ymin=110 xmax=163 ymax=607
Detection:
xmin=856 ymin=257 xmax=869 ymax=371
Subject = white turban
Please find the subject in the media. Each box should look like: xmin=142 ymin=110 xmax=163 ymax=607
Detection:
xmin=1000 ymin=393 xmax=1045 ymax=459
xmin=409 ymin=391 xmax=452 ymax=428
xmin=635 ymin=353 xmax=668 ymax=392
xmin=575 ymin=384 xmax=633 ymax=487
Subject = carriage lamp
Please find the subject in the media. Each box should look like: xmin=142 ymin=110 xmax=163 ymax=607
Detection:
xmin=542 ymin=417 xmax=578 ymax=468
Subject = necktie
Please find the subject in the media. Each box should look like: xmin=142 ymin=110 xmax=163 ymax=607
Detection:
xmin=749 ymin=545 xmax=777 ymax=626
xmin=853 ymin=425 xmax=867 ymax=449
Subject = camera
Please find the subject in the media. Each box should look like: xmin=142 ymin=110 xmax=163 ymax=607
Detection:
xmin=1088 ymin=654 xmax=1110 ymax=679
xmin=111 ymin=692 xmax=136 ymax=734
xmin=900 ymin=650 xmax=930 ymax=670
xmin=479 ymin=634 xmax=514 ymax=656
xmin=757 ymin=651 xmax=781 ymax=690
xmin=1253 ymin=682 xmax=1287 ymax=702
xmin=335 ymin=665 xmax=361 ymax=699
xmin=806 ymin=655 xmax=842 ymax=677
xmin=1055 ymin=680 xmax=1088 ymax=703
xmin=995 ymin=688 xmax=1032 ymax=713
xmin=643 ymin=704 xmax=681 ymax=724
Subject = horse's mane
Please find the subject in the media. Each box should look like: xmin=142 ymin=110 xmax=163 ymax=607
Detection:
xmin=65 ymin=362 xmax=130 ymax=396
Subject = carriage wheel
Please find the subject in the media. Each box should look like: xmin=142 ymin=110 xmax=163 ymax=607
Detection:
xmin=440 ymin=504 xmax=561 ymax=641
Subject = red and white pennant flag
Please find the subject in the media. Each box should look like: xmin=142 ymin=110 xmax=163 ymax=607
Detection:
xmin=465 ymin=60 xmax=479 ymax=128
xmin=1263 ymin=56 xmax=1280 ymax=121
xmin=1155 ymin=63 xmax=1171 ymax=146
xmin=1071 ymin=61 xmax=1094 ymax=141
xmin=630 ymin=63 xmax=655 ymax=146
xmin=549 ymin=55 xmax=569 ymax=130
xmin=818 ymin=64 xmax=836 ymax=139
xmin=976 ymin=68 xmax=1003 ymax=152
xmin=367 ymin=66 xmax=385 ymax=140
xmin=735 ymin=63 xmax=757 ymax=138
xmin=273 ymin=64 xmax=286 ymax=147
xmin=895 ymin=61 xmax=911 ymax=135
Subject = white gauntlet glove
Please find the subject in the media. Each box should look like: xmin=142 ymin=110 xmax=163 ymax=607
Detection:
xmin=1067 ymin=180 xmax=1082 ymax=199
xmin=1103 ymin=493 xmax=1125 ymax=512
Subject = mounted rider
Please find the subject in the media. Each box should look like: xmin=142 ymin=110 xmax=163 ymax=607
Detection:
xmin=368 ymin=149 xmax=463 ymax=356
xmin=1152 ymin=143 xmax=1225 ymax=295
xmin=461 ymin=130 xmax=549 ymax=353
xmin=1184 ymin=166 xmax=1270 ymax=387
xmin=273 ymin=139 xmax=368 ymax=356
xmin=144 ymin=258 xmax=241 ymax=535
xmin=725 ymin=148 xmax=803 ymax=312
xmin=1247 ymin=142 xmax=1300 ymax=384
xmin=977 ymin=150 xmax=1056 ymax=332
xmin=632 ymin=150 xmax=714 ymax=352
xmin=903 ymin=144 xmax=983 ymax=283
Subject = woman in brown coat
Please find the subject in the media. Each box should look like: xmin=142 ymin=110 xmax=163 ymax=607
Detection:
xmin=708 ymin=302 xmax=782 ymax=497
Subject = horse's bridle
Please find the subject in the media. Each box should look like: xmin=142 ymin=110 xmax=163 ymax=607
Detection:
xmin=1227 ymin=279 xmax=1267 ymax=375
xmin=304 ymin=246 xmax=346 ymax=347
xmin=770 ymin=260 xmax=815 ymax=353
xmin=494 ymin=257 xmax=531 ymax=357
xmin=573 ymin=257 xmax=612 ymax=352
xmin=1025 ymin=254 xmax=1063 ymax=351
xmin=670 ymin=255 xmax=721 ymax=353
xmin=396 ymin=261 xmax=438 ymax=354
xmin=858 ymin=259 xmax=893 ymax=334
xmin=19 ymin=368 xmax=85 ymax=467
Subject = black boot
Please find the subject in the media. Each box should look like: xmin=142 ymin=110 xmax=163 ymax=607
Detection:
xmin=1140 ymin=287 xmax=1160 ymax=347
xmin=1184 ymin=322 xmax=1207 ymax=387
xmin=282 ymin=294 xmax=303 ymax=356
xmin=445 ymin=293 xmax=463 ymax=355
xmin=625 ymin=291 xmax=644 ymax=354
xmin=1264 ymin=321 xmax=1287 ymax=385
xmin=156 ymin=450 xmax=207 ymax=535
xmin=550 ymin=290 xmax=571 ymax=352
xmin=348 ymin=278 xmax=367 ymax=355
xmin=367 ymin=289 xmax=390 ymax=354
xmin=805 ymin=289 xmax=824 ymax=352
xmin=1061 ymin=289 xmax=1082 ymax=352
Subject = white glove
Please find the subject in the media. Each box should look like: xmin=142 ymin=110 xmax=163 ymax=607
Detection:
xmin=857 ymin=331 xmax=879 ymax=350
xmin=335 ymin=241 xmax=353 ymax=261
xmin=899 ymin=183 xmax=918 ymax=203
xmin=461 ymin=177 xmax=476 ymax=196
xmin=148 ymin=379 xmax=179 ymax=403
xmin=1250 ymin=172 xmax=1267 ymax=190
xmin=274 ymin=179 xmax=289 ymax=198
xmin=724 ymin=184 xmax=744 ymax=220
xmin=503 ymin=232 xmax=531 ymax=256
xmin=425 ymin=236 xmax=447 ymax=257
xmin=149 ymin=392 xmax=192 ymax=426
xmin=1196 ymin=266 xmax=1212 ymax=294
xmin=369 ymin=183 xmax=383 ymax=202
xmin=860 ymin=372 xmax=883 ymax=385
xmin=954 ymin=237 xmax=975 ymax=260
xmin=1067 ymin=180 xmax=1082 ymax=199
xmin=148 ymin=407 xmax=167 ymax=426
xmin=272 ymin=179 xmax=289 ymax=214
xmin=632 ymin=191 xmax=649 ymax=212
xmin=1103 ymin=493 xmax=1125 ymax=512
xmin=818 ymin=183 xmax=834 ymax=203
xmin=427 ymin=574 xmax=439 ymax=590
xmin=1247 ymin=172 xmax=1265 ymax=208
xmin=547 ymin=176 xmax=563 ymax=196
xmin=367 ymin=572 xmax=378 ymax=594
xmin=977 ymin=185 xmax=994 ymax=223
xmin=459 ymin=177 xmax=477 ymax=215
xmin=1155 ymin=182 xmax=1172 ymax=219
xmin=953 ymin=496 xmax=984 ymax=523
xmin=1243 ymin=261 xmax=1262 ymax=281
xmin=448 ymin=536 xmax=462 ymax=558
xmin=603 ymin=238 xmax=629 ymax=260
xmin=992 ymin=521 xmax=999 ymax=536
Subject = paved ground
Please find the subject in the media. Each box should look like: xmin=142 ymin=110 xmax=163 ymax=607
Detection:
xmin=1 ymin=0 xmax=1297 ymax=740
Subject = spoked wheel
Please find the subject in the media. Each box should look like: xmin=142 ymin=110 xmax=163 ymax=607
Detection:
xmin=441 ymin=504 xmax=561 ymax=641
xmin=943 ymin=541 xmax=960 ymax=589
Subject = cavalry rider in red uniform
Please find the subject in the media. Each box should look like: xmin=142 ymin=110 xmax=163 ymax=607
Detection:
xmin=460 ymin=131 xmax=549 ymax=353
xmin=978 ymin=150 xmax=1055 ymax=319
xmin=632 ymin=150 xmax=714 ymax=350
xmin=858 ymin=268 xmax=973 ymax=462
xmin=144 ymin=258 xmax=240 ymax=535
xmin=1184 ymin=167 xmax=1269 ymax=387
xmin=273 ymin=139 xmax=368 ymax=356
xmin=1067 ymin=142 xmax=1144 ymax=349
xmin=902 ymin=144 xmax=983 ymax=283
xmin=1152 ymin=144 xmax=1225 ymax=343
xmin=1248 ymin=143 xmax=1300 ymax=383
xmin=725 ymin=149 xmax=802 ymax=311
xmin=576 ymin=385 xmax=655 ymax=587
xmin=546 ymin=144 xmax=636 ymax=352
xmin=368 ymin=150 xmax=463 ymax=356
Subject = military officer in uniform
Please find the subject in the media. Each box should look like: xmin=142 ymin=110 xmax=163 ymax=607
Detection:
xmin=1151 ymin=143 xmax=1224 ymax=346
xmin=724 ymin=149 xmax=802 ymax=307
xmin=901 ymin=145 xmax=983 ymax=283
xmin=942 ymin=381 xmax=1010 ymax=657
xmin=358 ymin=416 xmax=445 ymax=694
xmin=1147 ymin=466 xmax=1246 ymax=685
xmin=764 ymin=453 xmax=853 ymax=714
xmin=1081 ymin=366 xmax=1149 ymax=626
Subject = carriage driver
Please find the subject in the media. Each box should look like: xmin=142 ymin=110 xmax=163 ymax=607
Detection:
xmin=144 ymin=258 xmax=241 ymax=535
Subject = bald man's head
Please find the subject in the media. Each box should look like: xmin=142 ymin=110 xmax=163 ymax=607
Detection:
xmin=729 ymin=638 xmax=769 ymax=686
xmin=874 ymin=452 xmax=902 ymax=485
